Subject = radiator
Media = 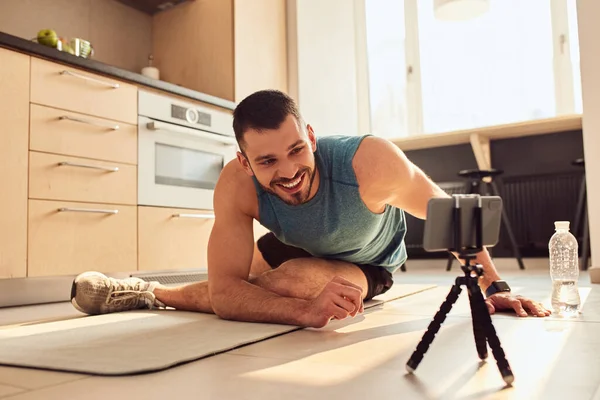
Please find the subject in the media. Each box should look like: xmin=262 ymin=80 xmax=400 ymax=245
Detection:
xmin=497 ymin=172 xmax=583 ymax=256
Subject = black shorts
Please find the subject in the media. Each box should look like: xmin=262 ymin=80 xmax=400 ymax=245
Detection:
xmin=256 ymin=232 xmax=394 ymax=301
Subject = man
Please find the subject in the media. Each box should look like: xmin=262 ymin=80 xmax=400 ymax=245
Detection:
xmin=71 ymin=90 xmax=550 ymax=328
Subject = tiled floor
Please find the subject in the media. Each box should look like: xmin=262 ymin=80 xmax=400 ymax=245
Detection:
xmin=0 ymin=258 xmax=597 ymax=400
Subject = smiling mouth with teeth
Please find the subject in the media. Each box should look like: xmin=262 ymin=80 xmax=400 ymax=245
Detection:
xmin=277 ymin=172 xmax=304 ymax=191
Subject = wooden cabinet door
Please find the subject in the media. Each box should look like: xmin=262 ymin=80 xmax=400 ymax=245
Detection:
xmin=28 ymin=200 xmax=137 ymax=277
xmin=152 ymin=0 xmax=288 ymax=103
xmin=0 ymin=49 xmax=29 ymax=279
xmin=29 ymin=151 xmax=137 ymax=205
xmin=138 ymin=206 xmax=215 ymax=271
xmin=234 ymin=0 xmax=288 ymax=102
xmin=30 ymin=58 xmax=138 ymax=125
xmin=29 ymin=104 xmax=138 ymax=165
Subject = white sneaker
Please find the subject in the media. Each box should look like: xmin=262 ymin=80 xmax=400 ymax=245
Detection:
xmin=71 ymin=271 xmax=165 ymax=315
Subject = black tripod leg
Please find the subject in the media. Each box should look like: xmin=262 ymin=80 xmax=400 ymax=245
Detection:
xmin=469 ymin=286 xmax=514 ymax=384
xmin=468 ymin=288 xmax=488 ymax=360
xmin=406 ymin=282 xmax=462 ymax=373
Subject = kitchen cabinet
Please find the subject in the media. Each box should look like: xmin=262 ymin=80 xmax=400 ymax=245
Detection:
xmin=30 ymin=58 xmax=138 ymax=125
xmin=138 ymin=206 xmax=272 ymax=272
xmin=152 ymin=0 xmax=288 ymax=102
xmin=29 ymin=151 xmax=137 ymax=206
xmin=26 ymin=57 xmax=140 ymax=278
xmin=28 ymin=200 xmax=137 ymax=277
xmin=29 ymin=104 xmax=138 ymax=165
xmin=138 ymin=206 xmax=215 ymax=271
xmin=0 ymin=45 xmax=268 ymax=285
xmin=0 ymin=48 xmax=29 ymax=279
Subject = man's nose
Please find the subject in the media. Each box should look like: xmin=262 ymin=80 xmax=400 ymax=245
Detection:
xmin=278 ymin=163 xmax=298 ymax=180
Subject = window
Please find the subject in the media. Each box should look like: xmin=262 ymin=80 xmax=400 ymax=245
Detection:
xmin=363 ymin=0 xmax=583 ymax=137
xmin=417 ymin=0 xmax=556 ymax=134
xmin=364 ymin=0 xmax=408 ymax=139
xmin=567 ymin=0 xmax=582 ymax=114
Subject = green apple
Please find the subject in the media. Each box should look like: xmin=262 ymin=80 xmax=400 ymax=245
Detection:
xmin=37 ymin=29 xmax=58 ymax=47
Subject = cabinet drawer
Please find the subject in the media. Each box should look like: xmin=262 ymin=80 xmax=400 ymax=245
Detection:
xmin=30 ymin=104 xmax=137 ymax=164
xmin=29 ymin=151 xmax=137 ymax=205
xmin=30 ymin=58 xmax=137 ymax=124
xmin=28 ymin=200 xmax=137 ymax=277
xmin=138 ymin=206 xmax=215 ymax=271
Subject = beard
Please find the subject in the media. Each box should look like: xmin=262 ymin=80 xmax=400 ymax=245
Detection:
xmin=259 ymin=166 xmax=317 ymax=206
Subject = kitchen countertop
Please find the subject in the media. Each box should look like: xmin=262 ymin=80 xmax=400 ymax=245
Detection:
xmin=0 ymin=31 xmax=236 ymax=111
xmin=390 ymin=114 xmax=582 ymax=151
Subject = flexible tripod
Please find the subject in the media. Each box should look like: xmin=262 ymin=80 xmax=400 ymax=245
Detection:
xmin=406 ymin=195 xmax=514 ymax=385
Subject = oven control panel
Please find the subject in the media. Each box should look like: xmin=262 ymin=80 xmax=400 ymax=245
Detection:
xmin=138 ymin=90 xmax=234 ymax=137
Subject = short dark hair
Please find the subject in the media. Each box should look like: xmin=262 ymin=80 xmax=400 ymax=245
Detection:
xmin=232 ymin=90 xmax=302 ymax=150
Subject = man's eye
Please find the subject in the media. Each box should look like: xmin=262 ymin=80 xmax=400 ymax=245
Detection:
xmin=291 ymin=147 xmax=303 ymax=155
xmin=261 ymin=159 xmax=275 ymax=166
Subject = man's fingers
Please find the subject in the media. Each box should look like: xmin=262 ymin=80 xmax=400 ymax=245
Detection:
xmin=334 ymin=284 xmax=362 ymax=306
xmin=510 ymin=299 xmax=528 ymax=317
xmin=522 ymin=299 xmax=551 ymax=317
xmin=333 ymin=295 xmax=358 ymax=316
xmin=332 ymin=305 xmax=349 ymax=321
xmin=328 ymin=277 xmax=365 ymax=315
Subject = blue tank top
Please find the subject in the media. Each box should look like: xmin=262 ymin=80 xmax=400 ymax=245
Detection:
xmin=252 ymin=134 xmax=407 ymax=274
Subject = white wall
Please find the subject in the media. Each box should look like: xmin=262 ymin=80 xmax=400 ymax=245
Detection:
xmin=577 ymin=0 xmax=600 ymax=269
xmin=287 ymin=0 xmax=369 ymax=137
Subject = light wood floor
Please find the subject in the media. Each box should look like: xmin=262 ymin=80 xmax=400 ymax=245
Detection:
xmin=0 ymin=258 xmax=597 ymax=400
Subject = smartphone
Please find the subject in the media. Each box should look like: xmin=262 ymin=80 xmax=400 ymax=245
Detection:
xmin=422 ymin=196 xmax=503 ymax=252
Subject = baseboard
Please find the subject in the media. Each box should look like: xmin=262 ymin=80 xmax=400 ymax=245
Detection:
xmin=589 ymin=267 xmax=600 ymax=284
xmin=0 ymin=268 xmax=209 ymax=308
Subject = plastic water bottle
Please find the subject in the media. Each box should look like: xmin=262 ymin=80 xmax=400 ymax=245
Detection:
xmin=549 ymin=221 xmax=581 ymax=316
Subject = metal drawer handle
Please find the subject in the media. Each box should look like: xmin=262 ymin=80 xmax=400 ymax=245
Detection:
xmin=59 ymin=70 xmax=120 ymax=89
xmin=172 ymin=213 xmax=215 ymax=219
xmin=59 ymin=115 xmax=120 ymax=131
xmin=58 ymin=207 xmax=118 ymax=214
xmin=146 ymin=121 xmax=236 ymax=146
xmin=58 ymin=161 xmax=119 ymax=172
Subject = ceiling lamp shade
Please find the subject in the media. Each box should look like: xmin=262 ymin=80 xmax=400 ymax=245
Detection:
xmin=434 ymin=0 xmax=490 ymax=21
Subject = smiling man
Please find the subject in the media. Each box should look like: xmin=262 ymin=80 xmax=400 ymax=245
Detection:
xmin=71 ymin=90 xmax=551 ymax=327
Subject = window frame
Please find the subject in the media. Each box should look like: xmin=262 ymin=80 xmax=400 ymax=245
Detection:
xmin=358 ymin=0 xmax=580 ymax=137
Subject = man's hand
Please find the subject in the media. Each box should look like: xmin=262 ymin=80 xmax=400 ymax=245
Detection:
xmin=485 ymin=292 xmax=551 ymax=317
xmin=302 ymin=276 xmax=365 ymax=328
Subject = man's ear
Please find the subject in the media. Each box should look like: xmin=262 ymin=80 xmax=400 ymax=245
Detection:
xmin=306 ymin=124 xmax=317 ymax=152
xmin=236 ymin=151 xmax=255 ymax=176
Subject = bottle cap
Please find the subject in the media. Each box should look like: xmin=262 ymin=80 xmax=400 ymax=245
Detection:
xmin=555 ymin=221 xmax=570 ymax=230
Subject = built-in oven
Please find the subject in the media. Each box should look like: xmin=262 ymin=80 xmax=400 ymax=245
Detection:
xmin=137 ymin=90 xmax=238 ymax=210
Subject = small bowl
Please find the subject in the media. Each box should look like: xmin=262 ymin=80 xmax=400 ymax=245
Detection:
xmin=66 ymin=38 xmax=94 ymax=59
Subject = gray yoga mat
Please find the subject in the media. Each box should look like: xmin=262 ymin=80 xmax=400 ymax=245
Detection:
xmin=0 ymin=283 xmax=435 ymax=376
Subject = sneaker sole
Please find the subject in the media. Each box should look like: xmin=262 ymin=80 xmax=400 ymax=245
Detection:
xmin=70 ymin=271 xmax=107 ymax=314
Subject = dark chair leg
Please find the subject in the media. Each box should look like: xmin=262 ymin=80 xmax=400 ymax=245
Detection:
xmin=582 ymin=206 xmax=590 ymax=271
xmin=573 ymin=176 xmax=587 ymax=236
xmin=400 ymin=263 xmax=407 ymax=272
xmin=446 ymin=254 xmax=454 ymax=271
xmin=491 ymin=181 xmax=525 ymax=270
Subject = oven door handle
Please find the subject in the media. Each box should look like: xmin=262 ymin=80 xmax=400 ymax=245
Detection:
xmin=172 ymin=213 xmax=215 ymax=219
xmin=146 ymin=121 xmax=236 ymax=146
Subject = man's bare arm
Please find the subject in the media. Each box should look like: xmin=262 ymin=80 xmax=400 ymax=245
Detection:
xmin=206 ymin=164 xmax=312 ymax=325
xmin=353 ymin=136 xmax=501 ymax=291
